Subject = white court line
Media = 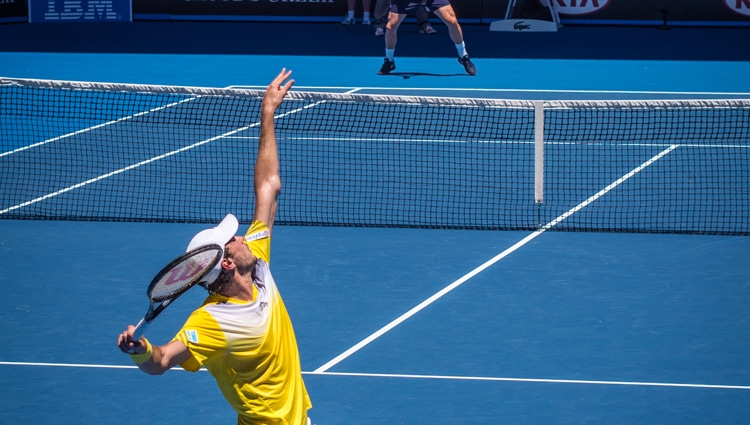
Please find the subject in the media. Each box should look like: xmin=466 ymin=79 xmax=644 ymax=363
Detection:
xmin=1 ymin=361 xmax=747 ymax=391
xmin=227 ymin=137 xmax=746 ymax=150
xmin=313 ymin=371 xmax=750 ymax=391
xmin=0 ymin=97 xmax=323 ymax=217
xmin=313 ymin=144 xmax=680 ymax=374
xmin=0 ymin=97 xmax=196 ymax=158
xmin=0 ymin=129 xmax=239 ymax=216
xmin=0 ymin=361 xmax=136 ymax=370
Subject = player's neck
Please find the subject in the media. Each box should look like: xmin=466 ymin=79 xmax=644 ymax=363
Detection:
xmin=218 ymin=275 xmax=256 ymax=301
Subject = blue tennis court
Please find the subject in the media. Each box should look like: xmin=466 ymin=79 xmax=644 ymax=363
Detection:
xmin=1 ymin=21 xmax=749 ymax=425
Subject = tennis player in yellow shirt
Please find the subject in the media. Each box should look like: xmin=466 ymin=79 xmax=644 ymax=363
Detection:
xmin=117 ymin=68 xmax=313 ymax=425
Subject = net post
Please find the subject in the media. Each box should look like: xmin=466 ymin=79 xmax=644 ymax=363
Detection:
xmin=534 ymin=101 xmax=544 ymax=229
xmin=534 ymin=101 xmax=544 ymax=204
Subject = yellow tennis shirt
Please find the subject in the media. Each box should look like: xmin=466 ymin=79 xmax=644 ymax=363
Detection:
xmin=173 ymin=220 xmax=312 ymax=425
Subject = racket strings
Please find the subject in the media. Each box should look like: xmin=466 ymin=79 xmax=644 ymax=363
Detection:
xmin=149 ymin=248 xmax=222 ymax=301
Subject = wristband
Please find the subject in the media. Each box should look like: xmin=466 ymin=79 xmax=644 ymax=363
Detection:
xmin=129 ymin=338 xmax=153 ymax=364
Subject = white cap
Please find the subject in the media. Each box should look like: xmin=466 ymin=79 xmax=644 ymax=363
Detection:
xmin=186 ymin=213 xmax=239 ymax=284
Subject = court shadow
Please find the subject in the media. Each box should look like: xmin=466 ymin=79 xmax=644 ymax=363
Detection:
xmin=388 ymin=72 xmax=468 ymax=79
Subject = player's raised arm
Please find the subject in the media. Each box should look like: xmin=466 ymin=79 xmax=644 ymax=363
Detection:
xmin=253 ymin=69 xmax=294 ymax=233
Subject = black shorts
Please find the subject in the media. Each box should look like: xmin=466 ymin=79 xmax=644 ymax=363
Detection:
xmin=390 ymin=0 xmax=451 ymax=15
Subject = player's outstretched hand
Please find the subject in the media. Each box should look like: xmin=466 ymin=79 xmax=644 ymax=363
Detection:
xmin=262 ymin=68 xmax=294 ymax=115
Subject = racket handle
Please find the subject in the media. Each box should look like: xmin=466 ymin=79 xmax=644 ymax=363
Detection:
xmin=127 ymin=318 xmax=150 ymax=353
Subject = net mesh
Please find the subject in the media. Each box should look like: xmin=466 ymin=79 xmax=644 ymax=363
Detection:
xmin=1 ymin=77 xmax=748 ymax=235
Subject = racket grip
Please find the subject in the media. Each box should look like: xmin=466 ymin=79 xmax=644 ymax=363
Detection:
xmin=128 ymin=318 xmax=150 ymax=353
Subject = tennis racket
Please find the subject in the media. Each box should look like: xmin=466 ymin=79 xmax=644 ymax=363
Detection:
xmin=128 ymin=244 xmax=223 ymax=351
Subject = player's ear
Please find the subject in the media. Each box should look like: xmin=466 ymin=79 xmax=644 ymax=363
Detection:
xmin=221 ymin=256 xmax=235 ymax=270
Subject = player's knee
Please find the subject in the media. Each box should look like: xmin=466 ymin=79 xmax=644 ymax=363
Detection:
xmin=445 ymin=21 xmax=460 ymax=32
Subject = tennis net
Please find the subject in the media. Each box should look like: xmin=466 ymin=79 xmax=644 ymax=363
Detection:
xmin=1 ymin=77 xmax=748 ymax=235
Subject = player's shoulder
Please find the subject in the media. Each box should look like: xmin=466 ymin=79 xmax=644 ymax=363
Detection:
xmin=245 ymin=220 xmax=271 ymax=242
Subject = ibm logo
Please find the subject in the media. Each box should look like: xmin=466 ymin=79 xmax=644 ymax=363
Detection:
xmin=42 ymin=1 xmax=120 ymax=21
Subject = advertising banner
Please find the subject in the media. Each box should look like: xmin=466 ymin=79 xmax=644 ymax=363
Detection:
xmin=23 ymin=0 xmax=738 ymax=26
xmin=137 ymin=0 xmax=341 ymax=20
xmin=131 ymin=0 xmax=487 ymax=22
xmin=553 ymin=0 xmax=750 ymax=24
xmin=29 ymin=0 xmax=132 ymax=23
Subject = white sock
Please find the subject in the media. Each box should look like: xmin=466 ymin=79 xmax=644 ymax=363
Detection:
xmin=385 ymin=49 xmax=395 ymax=61
xmin=347 ymin=11 xmax=354 ymax=19
xmin=363 ymin=12 xmax=371 ymax=20
xmin=455 ymin=42 xmax=468 ymax=58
